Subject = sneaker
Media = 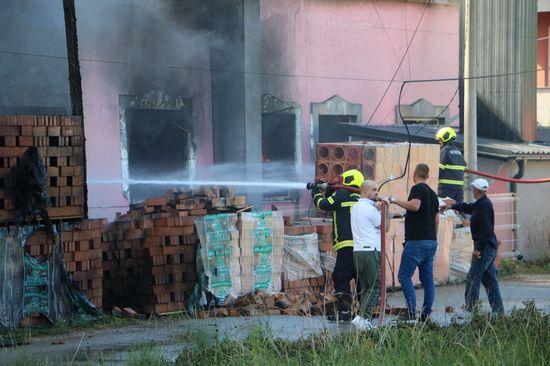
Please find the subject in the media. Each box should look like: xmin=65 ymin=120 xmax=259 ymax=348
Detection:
xmin=352 ymin=315 xmax=375 ymax=331
xmin=327 ymin=310 xmax=352 ymax=322
xmin=395 ymin=312 xmax=417 ymax=324
xmin=419 ymin=313 xmax=430 ymax=322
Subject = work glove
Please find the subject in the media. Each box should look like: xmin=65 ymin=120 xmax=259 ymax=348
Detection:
xmin=310 ymin=180 xmax=324 ymax=198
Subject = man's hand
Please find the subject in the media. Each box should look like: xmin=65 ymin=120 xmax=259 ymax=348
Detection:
xmin=472 ymin=249 xmax=482 ymax=260
xmin=381 ymin=196 xmax=393 ymax=206
xmin=443 ymin=198 xmax=456 ymax=205
xmin=441 ymin=204 xmax=452 ymax=212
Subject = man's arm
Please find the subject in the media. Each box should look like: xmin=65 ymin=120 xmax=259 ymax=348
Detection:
xmin=313 ymin=189 xmax=340 ymax=211
xmin=435 ymin=212 xmax=440 ymax=236
xmin=393 ymin=198 xmax=421 ymax=212
xmin=451 ymin=202 xmax=474 ymax=215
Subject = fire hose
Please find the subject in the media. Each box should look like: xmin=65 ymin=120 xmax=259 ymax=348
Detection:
xmin=465 ymin=168 xmax=550 ymax=183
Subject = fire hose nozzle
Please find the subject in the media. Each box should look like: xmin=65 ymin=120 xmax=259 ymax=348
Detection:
xmin=306 ymin=182 xmax=329 ymax=190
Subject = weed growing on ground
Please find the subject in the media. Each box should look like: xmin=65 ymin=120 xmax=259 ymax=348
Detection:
xmin=499 ymin=257 xmax=550 ymax=277
xmin=0 ymin=314 xmax=141 ymax=346
xmin=125 ymin=344 xmax=172 ymax=366
xmin=178 ymin=302 xmax=550 ymax=366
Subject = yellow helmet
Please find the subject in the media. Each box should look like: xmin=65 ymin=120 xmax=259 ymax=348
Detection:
xmin=341 ymin=169 xmax=364 ymax=188
xmin=435 ymin=127 xmax=457 ymax=143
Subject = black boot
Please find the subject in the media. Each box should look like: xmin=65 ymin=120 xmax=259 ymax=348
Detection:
xmin=328 ymin=294 xmax=352 ymax=322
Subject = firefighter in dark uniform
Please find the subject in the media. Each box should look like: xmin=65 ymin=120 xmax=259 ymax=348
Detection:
xmin=435 ymin=127 xmax=466 ymax=203
xmin=311 ymin=169 xmax=364 ymax=321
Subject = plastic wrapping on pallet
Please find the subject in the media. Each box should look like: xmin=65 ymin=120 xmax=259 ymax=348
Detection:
xmin=283 ymin=233 xmax=323 ymax=281
xmin=239 ymin=211 xmax=284 ymax=294
xmin=449 ymin=227 xmax=474 ymax=282
xmin=0 ymin=226 xmax=98 ymax=329
xmin=192 ymin=211 xmax=284 ymax=308
xmin=195 ymin=214 xmax=241 ymax=301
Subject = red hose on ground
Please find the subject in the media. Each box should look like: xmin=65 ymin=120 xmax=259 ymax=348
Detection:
xmin=465 ymin=168 xmax=550 ymax=183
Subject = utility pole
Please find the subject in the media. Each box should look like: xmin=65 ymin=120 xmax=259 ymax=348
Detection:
xmin=63 ymin=0 xmax=88 ymax=218
xmin=463 ymin=0 xmax=477 ymax=201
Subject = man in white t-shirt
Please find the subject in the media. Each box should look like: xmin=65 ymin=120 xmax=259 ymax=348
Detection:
xmin=350 ymin=180 xmax=390 ymax=330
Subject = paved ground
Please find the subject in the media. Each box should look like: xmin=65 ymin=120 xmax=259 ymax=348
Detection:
xmin=2 ymin=275 xmax=549 ymax=365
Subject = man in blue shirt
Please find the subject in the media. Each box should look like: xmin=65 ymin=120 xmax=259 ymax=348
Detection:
xmin=444 ymin=178 xmax=504 ymax=319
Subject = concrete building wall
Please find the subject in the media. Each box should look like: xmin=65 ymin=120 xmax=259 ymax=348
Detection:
xmin=260 ymin=0 xmax=459 ymax=168
xmin=537 ymin=88 xmax=550 ymax=126
xmin=537 ymin=12 xmax=550 ymax=126
xmin=75 ymin=0 xmax=214 ymax=219
xmin=516 ymin=160 xmax=550 ymax=260
xmin=0 ymin=0 xmax=71 ymax=115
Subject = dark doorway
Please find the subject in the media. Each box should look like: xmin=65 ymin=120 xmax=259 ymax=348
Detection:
xmin=262 ymin=113 xmax=296 ymax=201
xmin=126 ymin=108 xmax=193 ymax=202
xmin=318 ymin=115 xmax=356 ymax=143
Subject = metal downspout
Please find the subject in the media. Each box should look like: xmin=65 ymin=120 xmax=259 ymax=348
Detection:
xmin=511 ymin=159 xmax=525 ymax=260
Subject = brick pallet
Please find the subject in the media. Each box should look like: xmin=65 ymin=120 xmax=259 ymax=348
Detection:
xmin=0 ymin=115 xmax=86 ymax=222
xmin=25 ymin=218 xmax=105 ymax=308
xmin=282 ymin=222 xmax=335 ymax=296
xmin=315 ymin=142 xmax=439 ymax=215
xmin=102 ymin=188 xmax=246 ymax=314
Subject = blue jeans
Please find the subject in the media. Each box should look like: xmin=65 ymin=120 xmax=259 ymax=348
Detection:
xmin=465 ymin=244 xmax=504 ymax=313
xmin=398 ymin=240 xmax=438 ymax=318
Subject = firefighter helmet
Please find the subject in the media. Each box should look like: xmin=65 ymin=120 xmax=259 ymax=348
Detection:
xmin=435 ymin=127 xmax=457 ymax=143
xmin=341 ymin=169 xmax=364 ymax=188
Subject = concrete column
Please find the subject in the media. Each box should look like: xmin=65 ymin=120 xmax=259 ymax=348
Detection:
xmin=210 ymin=0 xmax=262 ymax=207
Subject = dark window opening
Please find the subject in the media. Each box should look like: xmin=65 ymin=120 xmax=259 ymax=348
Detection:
xmin=126 ymin=108 xmax=193 ymax=202
xmin=261 ymin=113 xmax=296 ymax=201
xmin=319 ymin=115 xmax=356 ymax=143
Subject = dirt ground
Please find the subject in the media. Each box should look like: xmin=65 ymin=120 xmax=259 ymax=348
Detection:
xmin=1 ymin=275 xmax=549 ymax=365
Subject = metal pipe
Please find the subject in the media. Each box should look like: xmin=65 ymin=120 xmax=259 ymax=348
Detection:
xmin=463 ymin=0 xmax=477 ymax=202
xmin=511 ymin=159 xmax=525 ymax=259
xmin=378 ymin=203 xmax=387 ymax=327
xmin=464 ymin=167 xmax=550 ymax=183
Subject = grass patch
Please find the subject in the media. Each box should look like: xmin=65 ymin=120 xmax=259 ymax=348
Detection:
xmin=178 ymin=302 xmax=550 ymax=366
xmin=126 ymin=345 xmax=171 ymax=366
xmin=0 ymin=314 xmax=142 ymax=346
xmin=499 ymin=257 xmax=550 ymax=277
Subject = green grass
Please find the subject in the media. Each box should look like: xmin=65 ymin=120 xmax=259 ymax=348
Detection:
xmin=178 ymin=302 xmax=550 ymax=366
xmin=499 ymin=257 xmax=550 ymax=277
xmin=126 ymin=345 xmax=172 ymax=366
xmin=0 ymin=314 xmax=142 ymax=346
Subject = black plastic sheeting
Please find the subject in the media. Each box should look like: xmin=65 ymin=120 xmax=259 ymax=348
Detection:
xmin=0 ymin=225 xmax=98 ymax=330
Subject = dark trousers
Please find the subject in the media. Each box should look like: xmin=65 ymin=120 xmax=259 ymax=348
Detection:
xmin=465 ymin=244 xmax=504 ymax=313
xmin=332 ymin=247 xmax=356 ymax=310
xmin=354 ymin=250 xmax=381 ymax=319
xmin=438 ymin=186 xmax=464 ymax=203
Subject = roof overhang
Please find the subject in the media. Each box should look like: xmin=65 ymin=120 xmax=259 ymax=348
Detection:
xmin=339 ymin=123 xmax=550 ymax=161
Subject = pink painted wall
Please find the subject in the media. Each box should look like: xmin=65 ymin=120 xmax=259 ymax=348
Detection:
xmin=261 ymin=0 xmax=459 ymax=167
xmin=77 ymin=0 xmax=213 ymax=220
xmin=78 ymin=0 xmax=459 ymax=219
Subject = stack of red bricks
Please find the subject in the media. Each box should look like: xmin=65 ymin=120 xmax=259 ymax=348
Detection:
xmin=25 ymin=218 xmax=106 ymax=308
xmin=282 ymin=221 xmax=335 ymax=296
xmin=0 ymin=115 xmax=86 ymax=222
xmin=103 ymin=188 xmax=245 ymax=314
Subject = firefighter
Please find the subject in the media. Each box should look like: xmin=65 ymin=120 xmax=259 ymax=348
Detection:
xmin=311 ymin=169 xmax=364 ymax=321
xmin=435 ymin=127 xmax=466 ymax=203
